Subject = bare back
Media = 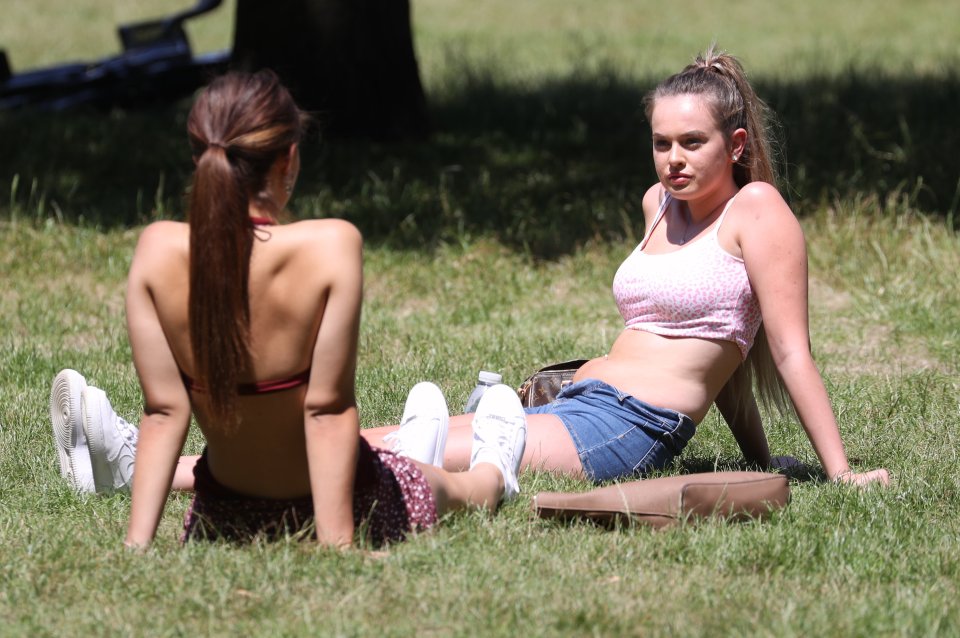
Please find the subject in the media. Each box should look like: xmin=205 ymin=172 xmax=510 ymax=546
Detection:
xmin=125 ymin=218 xmax=363 ymax=499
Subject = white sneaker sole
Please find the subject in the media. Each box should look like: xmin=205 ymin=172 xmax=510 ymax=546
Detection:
xmin=82 ymin=387 xmax=119 ymax=494
xmin=49 ymin=369 xmax=95 ymax=492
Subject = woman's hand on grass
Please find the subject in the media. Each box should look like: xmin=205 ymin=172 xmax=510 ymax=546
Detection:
xmin=834 ymin=468 xmax=890 ymax=487
xmin=123 ymin=538 xmax=149 ymax=553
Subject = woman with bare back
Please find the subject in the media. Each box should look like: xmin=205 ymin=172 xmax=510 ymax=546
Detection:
xmin=50 ymin=70 xmax=526 ymax=547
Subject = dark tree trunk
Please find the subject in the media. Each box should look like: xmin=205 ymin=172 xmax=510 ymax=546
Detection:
xmin=231 ymin=0 xmax=428 ymax=140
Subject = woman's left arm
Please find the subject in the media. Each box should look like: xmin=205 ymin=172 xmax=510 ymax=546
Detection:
xmin=738 ymin=184 xmax=889 ymax=486
xmin=124 ymin=225 xmax=193 ymax=548
xmin=301 ymin=221 xmax=364 ymax=548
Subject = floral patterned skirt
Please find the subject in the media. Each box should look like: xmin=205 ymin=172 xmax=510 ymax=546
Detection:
xmin=182 ymin=438 xmax=437 ymax=545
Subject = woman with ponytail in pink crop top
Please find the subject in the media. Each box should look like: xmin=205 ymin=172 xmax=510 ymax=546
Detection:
xmin=50 ymin=71 xmax=527 ymax=547
xmin=403 ymin=45 xmax=888 ymax=488
xmin=379 ymin=45 xmax=886 ymax=488
xmin=58 ymin=47 xmax=887 ymax=501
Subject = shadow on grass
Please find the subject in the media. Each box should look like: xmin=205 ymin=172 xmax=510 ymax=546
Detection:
xmin=1 ymin=65 xmax=957 ymax=257
xmin=679 ymin=456 xmax=822 ymax=484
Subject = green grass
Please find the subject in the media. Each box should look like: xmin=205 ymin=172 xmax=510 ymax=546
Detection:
xmin=2 ymin=210 xmax=959 ymax=636
xmin=2 ymin=1 xmax=960 ymax=636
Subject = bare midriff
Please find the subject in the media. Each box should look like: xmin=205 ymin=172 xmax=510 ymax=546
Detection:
xmin=573 ymin=328 xmax=743 ymax=424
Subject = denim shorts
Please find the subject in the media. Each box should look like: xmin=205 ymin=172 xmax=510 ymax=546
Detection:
xmin=524 ymin=379 xmax=696 ymax=483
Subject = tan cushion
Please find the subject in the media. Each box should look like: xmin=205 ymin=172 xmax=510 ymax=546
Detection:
xmin=533 ymin=471 xmax=789 ymax=529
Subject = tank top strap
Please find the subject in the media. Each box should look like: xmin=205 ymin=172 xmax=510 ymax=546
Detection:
xmin=712 ymin=191 xmax=740 ymax=237
xmin=640 ymin=191 xmax=673 ymax=250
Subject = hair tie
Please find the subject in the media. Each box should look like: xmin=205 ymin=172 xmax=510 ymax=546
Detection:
xmin=207 ymin=141 xmax=227 ymax=151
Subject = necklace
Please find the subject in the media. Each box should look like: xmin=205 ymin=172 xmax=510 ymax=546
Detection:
xmin=679 ymin=197 xmax=731 ymax=244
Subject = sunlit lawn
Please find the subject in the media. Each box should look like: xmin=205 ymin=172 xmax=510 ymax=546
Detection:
xmin=1 ymin=1 xmax=959 ymax=635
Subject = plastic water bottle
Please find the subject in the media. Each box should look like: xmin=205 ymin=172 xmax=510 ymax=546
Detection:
xmin=463 ymin=370 xmax=503 ymax=413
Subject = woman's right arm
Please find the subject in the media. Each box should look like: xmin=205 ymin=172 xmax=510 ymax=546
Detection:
xmin=301 ymin=221 xmax=364 ymax=548
xmin=124 ymin=225 xmax=193 ymax=548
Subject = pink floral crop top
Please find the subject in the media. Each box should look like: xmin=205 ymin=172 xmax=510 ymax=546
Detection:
xmin=612 ymin=192 xmax=762 ymax=360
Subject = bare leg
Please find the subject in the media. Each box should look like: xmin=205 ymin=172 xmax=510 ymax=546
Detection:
xmin=172 ymin=455 xmax=200 ymax=490
xmin=364 ymin=413 xmax=584 ymax=476
xmin=416 ymin=462 xmax=503 ymax=513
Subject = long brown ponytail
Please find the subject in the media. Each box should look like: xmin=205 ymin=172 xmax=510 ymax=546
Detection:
xmin=185 ymin=71 xmax=306 ymax=427
xmin=644 ymin=47 xmax=789 ymax=415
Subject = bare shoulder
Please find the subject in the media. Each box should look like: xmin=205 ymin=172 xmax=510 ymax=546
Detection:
xmin=135 ymin=220 xmax=187 ymax=248
xmin=731 ymin=183 xmax=809 ymax=274
xmin=282 ymin=220 xmax=363 ymax=283
xmin=131 ymin=221 xmax=188 ymax=268
xmin=728 ymin=183 xmax=803 ymax=243
xmin=126 ymin=222 xmax=188 ymax=299
xmin=733 ymin=182 xmax=795 ymax=224
xmin=286 ymin=218 xmax=362 ymax=250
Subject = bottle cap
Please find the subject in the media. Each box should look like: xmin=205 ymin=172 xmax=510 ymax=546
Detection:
xmin=478 ymin=370 xmax=502 ymax=384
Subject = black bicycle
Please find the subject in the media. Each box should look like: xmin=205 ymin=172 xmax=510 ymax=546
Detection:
xmin=0 ymin=0 xmax=229 ymax=110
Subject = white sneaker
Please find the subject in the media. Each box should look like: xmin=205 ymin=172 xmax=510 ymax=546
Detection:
xmin=470 ymin=384 xmax=527 ymax=502
xmin=50 ymin=369 xmax=95 ymax=492
xmin=383 ymin=382 xmax=449 ymax=467
xmin=81 ymin=386 xmax=138 ymax=493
